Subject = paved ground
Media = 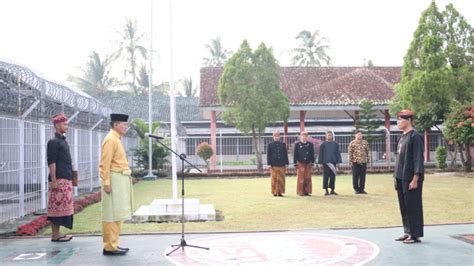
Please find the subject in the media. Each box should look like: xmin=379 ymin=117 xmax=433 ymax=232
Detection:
xmin=0 ymin=224 xmax=472 ymax=265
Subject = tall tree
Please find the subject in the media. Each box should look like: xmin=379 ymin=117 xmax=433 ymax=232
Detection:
xmin=137 ymin=65 xmax=168 ymax=96
xmin=290 ymin=30 xmax=331 ymax=66
xmin=116 ymin=18 xmax=148 ymax=95
xmin=218 ymin=40 xmax=290 ymax=172
xmin=202 ymin=36 xmax=231 ymax=67
xmin=137 ymin=64 xmax=149 ymax=90
xmin=68 ymin=51 xmax=117 ymax=96
xmin=356 ymin=100 xmax=380 ymax=166
xmin=443 ymin=3 xmax=474 ymax=103
xmin=363 ymin=59 xmax=374 ymax=67
xmin=390 ymin=1 xmax=451 ymax=130
xmin=180 ymin=76 xmax=197 ymax=97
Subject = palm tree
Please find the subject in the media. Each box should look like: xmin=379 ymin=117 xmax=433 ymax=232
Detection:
xmin=290 ymin=30 xmax=331 ymax=66
xmin=179 ymin=76 xmax=197 ymax=97
xmin=202 ymin=37 xmax=231 ymax=67
xmin=68 ymin=51 xmax=117 ymax=96
xmin=136 ymin=65 xmax=169 ymax=96
xmin=116 ymin=18 xmax=148 ymax=95
xmin=136 ymin=64 xmax=149 ymax=96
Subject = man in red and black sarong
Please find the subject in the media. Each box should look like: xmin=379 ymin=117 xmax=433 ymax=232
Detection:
xmin=47 ymin=114 xmax=74 ymax=242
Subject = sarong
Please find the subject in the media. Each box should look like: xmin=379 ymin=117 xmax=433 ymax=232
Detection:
xmin=47 ymin=179 xmax=74 ymax=229
xmin=102 ymin=170 xmax=133 ymax=222
xmin=270 ymin=166 xmax=286 ymax=195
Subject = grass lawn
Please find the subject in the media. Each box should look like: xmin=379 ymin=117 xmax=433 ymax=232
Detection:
xmin=43 ymin=174 xmax=473 ymax=235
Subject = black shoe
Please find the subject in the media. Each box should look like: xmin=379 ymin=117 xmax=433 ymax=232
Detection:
xmin=330 ymin=190 xmax=338 ymax=195
xmin=118 ymin=247 xmax=129 ymax=252
xmin=277 ymin=194 xmax=284 ymax=197
xmin=103 ymin=249 xmax=127 ymax=256
xmin=359 ymin=190 xmax=368 ymax=194
xmin=324 ymin=191 xmax=330 ymax=196
xmin=355 ymin=190 xmax=360 ymax=194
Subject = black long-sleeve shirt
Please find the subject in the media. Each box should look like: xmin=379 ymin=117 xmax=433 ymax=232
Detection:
xmin=318 ymin=141 xmax=342 ymax=164
xmin=395 ymin=129 xmax=424 ymax=181
xmin=267 ymin=141 xmax=289 ymax=167
xmin=47 ymin=133 xmax=73 ymax=181
xmin=293 ymin=141 xmax=315 ymax=165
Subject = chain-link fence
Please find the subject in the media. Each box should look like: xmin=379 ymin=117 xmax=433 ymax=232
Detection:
xmin=0 ymin=117 xmax=138 ymax=224
xmin=0 ymin=60 xmax=139 ymax=224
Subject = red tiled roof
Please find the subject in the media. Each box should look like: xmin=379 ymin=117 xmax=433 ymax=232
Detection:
xmin=199 ymin=66 xmax=401 ymax=107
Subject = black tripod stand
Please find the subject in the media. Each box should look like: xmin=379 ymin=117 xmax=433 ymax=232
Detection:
xmin=150 ymin=138 xmax=209 ymax=256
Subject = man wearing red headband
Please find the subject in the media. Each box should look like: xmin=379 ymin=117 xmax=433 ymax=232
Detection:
xmin=46 ymin=114 xmax=74 ymax=242
xmin=394 ymin=109 xmax=424 ymax=244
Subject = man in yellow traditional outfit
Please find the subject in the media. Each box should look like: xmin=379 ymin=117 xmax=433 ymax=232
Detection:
xmin=100 ymin=113 xmax=133 ymax=256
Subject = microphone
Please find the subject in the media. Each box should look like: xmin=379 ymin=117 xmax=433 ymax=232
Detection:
xmin=145 ymin=133 xmax=164 ymax=139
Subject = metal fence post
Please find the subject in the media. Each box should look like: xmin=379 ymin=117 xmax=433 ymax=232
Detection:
xmin=89 ymin=130 xmax=93 ymax=192
xmin=73 ymin=129 xmax=79 ymax=196
xmin=40 ymin=124 xmax=46 ymax=209
xmin=18 ymin=119 xmax=25 ymax=217
xmin=219 ymin=130 xmax=223 ymax=173
xmin=98 ymin=132 xmax=102 ymax=187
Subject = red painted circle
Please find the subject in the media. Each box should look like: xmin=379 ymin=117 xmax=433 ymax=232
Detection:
xmin=165 ymin=232 xmax=379 ymax=265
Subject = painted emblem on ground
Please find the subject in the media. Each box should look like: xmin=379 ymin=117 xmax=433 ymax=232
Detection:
xmin=165 ymin=232 xmax=379 ymax=265
xmin=2 ymin=247 xmax=78 ymax=265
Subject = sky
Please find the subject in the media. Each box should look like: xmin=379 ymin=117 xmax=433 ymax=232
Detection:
xmin=1 ymin=0 xmax=473 ymax=94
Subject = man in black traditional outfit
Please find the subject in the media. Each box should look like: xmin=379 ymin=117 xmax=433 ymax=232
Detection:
xmin=267 ymin=130 xmax=289 ymax=197
xmin=394 ymin=109 xmax=424 ymax=244
xmin=318 ymin=131 xmax=342 ymax=196
xmin=293 ymin=131 xmax=314 ymax=196
xmin=47 ymin=114 xmax=74 ymax=242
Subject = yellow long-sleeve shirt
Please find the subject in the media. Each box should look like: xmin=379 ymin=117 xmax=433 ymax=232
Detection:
xmin=99 ymin=129 xmax=130 ymax=186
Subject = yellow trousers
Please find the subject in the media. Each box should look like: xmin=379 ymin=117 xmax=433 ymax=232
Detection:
xmin=102 ymin=221 xmax=122 ymax=251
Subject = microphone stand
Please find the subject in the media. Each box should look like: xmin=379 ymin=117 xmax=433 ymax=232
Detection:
xmin=148 ymin=137 xmax=209 ymax=256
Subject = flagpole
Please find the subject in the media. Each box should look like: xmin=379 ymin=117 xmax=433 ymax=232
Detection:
xmin=169 ymin=0 xmax=178 ymax=198
xmin=144 ymin=0 xmax=156 ymax=180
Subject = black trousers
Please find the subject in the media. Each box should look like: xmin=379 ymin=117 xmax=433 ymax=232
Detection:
xmin=352 ymin=163 xmax=367 ymax=191
xmin=322 ymin=164 xmax=336 ymax=190
xmin=396 ymin=178 xmax=424 ymax=238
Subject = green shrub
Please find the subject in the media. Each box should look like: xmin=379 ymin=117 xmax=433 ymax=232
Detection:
xmin=435 ymin=146 xmax=448 ymax=169
xmin=197 ymin=142 xmax=213 ymax=170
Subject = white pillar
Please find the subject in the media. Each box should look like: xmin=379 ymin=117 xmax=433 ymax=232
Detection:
xmin=40 ymin=124 xmax=46 ymax=209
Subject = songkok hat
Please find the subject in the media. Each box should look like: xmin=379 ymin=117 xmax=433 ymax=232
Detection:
xmin=52 ymin=114 xmax=68 ymax=125
xmin=300 ymin=131 xmax=308 ymax=136
xmin=397 ymin=109 xmax=414 ymax=120
xmin=110 ymin=113 xmax=129 ymax=122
